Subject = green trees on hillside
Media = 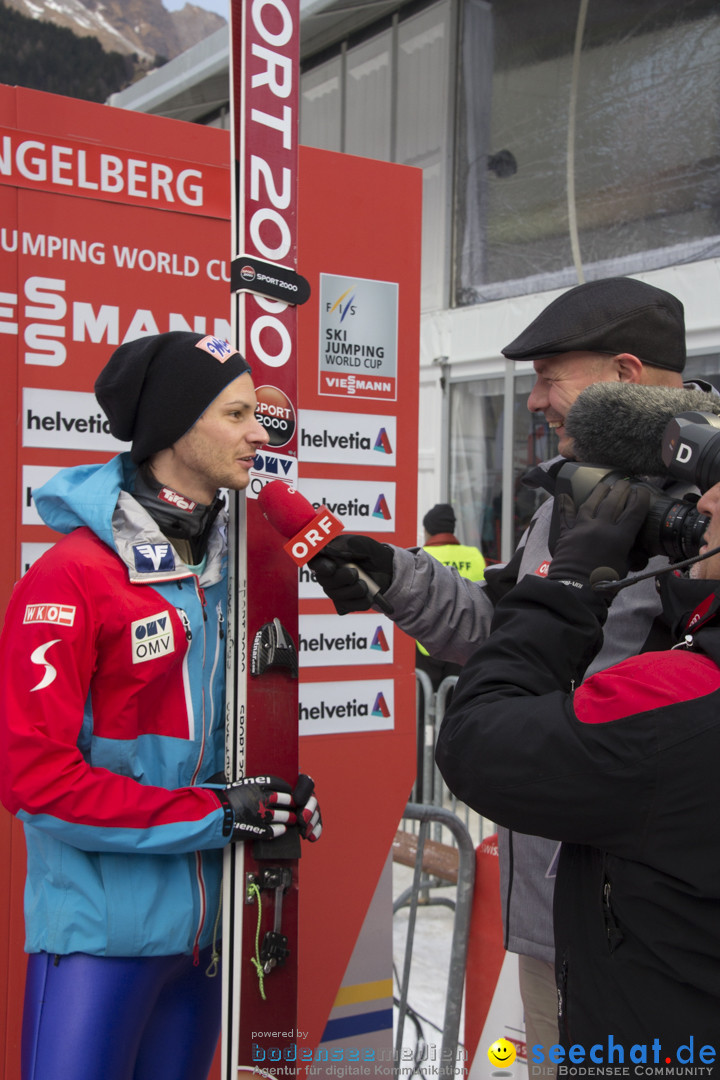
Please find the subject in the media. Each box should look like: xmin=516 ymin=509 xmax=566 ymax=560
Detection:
xmin=0 ymin=3 xmax=139 ymax=102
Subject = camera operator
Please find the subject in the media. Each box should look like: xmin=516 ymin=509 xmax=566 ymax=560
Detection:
xmin=434 ymin=470 xmax=720 ymax=1052
xmin=310 ymin=276 xmax=716 ymax=1064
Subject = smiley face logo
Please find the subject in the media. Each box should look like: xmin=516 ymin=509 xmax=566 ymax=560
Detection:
xmin=487 ymin=1038 xmax=517 ymax=1069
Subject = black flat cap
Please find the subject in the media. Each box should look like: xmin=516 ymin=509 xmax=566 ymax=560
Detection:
xmin=502 ymin=277 xmax=686 ymax=372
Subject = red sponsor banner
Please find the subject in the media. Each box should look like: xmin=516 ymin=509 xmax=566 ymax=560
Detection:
xmin=0 ymin=125 xmax=228 ymax=217
xmin=226 ymin=0 xmax=302 ymax=1073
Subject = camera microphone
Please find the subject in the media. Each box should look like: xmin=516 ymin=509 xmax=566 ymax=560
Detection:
xmin=590 ymin=545 xmax=720 ymax=594
xmin=565 ymin=383 xmax=720 ymax=474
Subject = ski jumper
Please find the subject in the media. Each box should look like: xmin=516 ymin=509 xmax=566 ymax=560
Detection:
xmin=0 ymin=453 xmax=231 ymax=1079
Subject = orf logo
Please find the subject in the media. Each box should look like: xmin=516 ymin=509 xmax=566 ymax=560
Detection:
xmin=285 ymin=508 xmax=344 ymax=566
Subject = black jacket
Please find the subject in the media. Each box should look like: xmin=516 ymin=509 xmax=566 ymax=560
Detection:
xmin=436 ymin=572 xmax=720 ymax=1055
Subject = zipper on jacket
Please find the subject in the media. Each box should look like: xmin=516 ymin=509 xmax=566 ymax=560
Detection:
xmin=192 ymin=849 xmax=208 ymax=965
xmin=190 ymin=578 xmax=209 ymax=784
xmin=179 ymin=609 xmax=192 ymax=643
xmin=602 ymin=878 xmax=624 ymax=952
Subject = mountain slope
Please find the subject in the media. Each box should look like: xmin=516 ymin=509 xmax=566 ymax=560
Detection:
xmin=3 ymin=0 xmax=225 ymax=62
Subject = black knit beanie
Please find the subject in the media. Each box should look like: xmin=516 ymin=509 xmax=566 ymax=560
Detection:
xmin=95 ymin=332 xmax=252 ymax=463
xmin=423 ymin=503 xmax=456 ymax=534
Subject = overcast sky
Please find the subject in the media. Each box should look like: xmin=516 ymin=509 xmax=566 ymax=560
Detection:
xmin=164 ymin=0 xmax=229 ymax=20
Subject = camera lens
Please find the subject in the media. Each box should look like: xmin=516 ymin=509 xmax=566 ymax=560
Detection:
xmin=640 ymin=497 xmax=709 ymax=561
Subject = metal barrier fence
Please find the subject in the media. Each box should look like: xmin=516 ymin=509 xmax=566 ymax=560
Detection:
xmin=393 ymin=802 xmax=476 ymax=1079
xmin=414 ymin=670 xmax=493 ymax=847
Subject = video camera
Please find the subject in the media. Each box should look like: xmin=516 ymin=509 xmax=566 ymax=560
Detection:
xmin=555 ymin=411 xmax=720 ymax=562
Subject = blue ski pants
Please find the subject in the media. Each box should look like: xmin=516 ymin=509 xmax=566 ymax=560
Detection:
xmin=21 ymin=949 xmax=222 ymax=1080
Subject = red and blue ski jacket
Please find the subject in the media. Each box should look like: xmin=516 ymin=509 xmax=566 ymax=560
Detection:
xmin=0 ymin=454 xmax=230 ymax=958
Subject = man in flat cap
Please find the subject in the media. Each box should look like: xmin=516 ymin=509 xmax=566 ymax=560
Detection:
xmin=309 ymin=276 xmax=715 ymax=1067
xmin=0 ymin=332 xmax=322 ymax=1080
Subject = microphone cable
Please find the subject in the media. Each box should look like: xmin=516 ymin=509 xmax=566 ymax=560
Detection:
xmin=590 ymin=544 xmax=720 ymax=594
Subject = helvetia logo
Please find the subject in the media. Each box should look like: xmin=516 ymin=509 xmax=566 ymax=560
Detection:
xmin=373 ymin=494 xmax=392 ymax=521
xmin=372 ymin=692 xmax=391 ymax=718
xmin=374 ymin=427 xmax=393 ymax=455
xmin=371 ymin=627 xmax=390 ymax=652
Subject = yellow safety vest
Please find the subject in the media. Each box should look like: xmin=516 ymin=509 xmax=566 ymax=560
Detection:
xmin=417 ymin=543 xmax=485 ymax=656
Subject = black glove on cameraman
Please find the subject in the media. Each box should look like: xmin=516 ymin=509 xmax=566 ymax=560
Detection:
xmin=548 ymin=477 xmax=651 ymax=589
xmin=310 ymin=536 xmax=395 ymax=615
xmin=207 ymin=774 xmax=322 ymax=843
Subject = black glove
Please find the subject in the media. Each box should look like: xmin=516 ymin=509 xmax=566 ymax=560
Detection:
xmin=293 ymin=774 xmax=322 ymax=842
xmin=548 ymin=478 xmax=651 ymax=587
xmin=215 ymin=775 xmax=296 ymax=842
xmin=310 ymin=536 xmax=395 ymax=615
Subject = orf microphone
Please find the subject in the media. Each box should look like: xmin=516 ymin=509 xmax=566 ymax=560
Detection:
xmin=257 ymin=480 xmax=393 ymax=614
xmin=565 ymin=383 xmax=720 ymax=475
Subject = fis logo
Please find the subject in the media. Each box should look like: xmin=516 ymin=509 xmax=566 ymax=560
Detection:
xmin=326 ymin=286 xmax=357 ymax=323
xmin=131 ymin=612 xmax=175 ymax=664
xmin=133 ymin=543 xmax=175 ymax=574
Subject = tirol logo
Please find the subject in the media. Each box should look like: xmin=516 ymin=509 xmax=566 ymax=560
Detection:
xmin=131 ymin=612 xmax=175 ymax=665
xmin=255 ymin=385 xmax=296 ymax=448
xmin=133 ymin=543 xmax=175 ymax=574
xmin=159 ymin=488 xmax=197 ymax=513
xmin=194 ymin=335 xmax=237 ymax=362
